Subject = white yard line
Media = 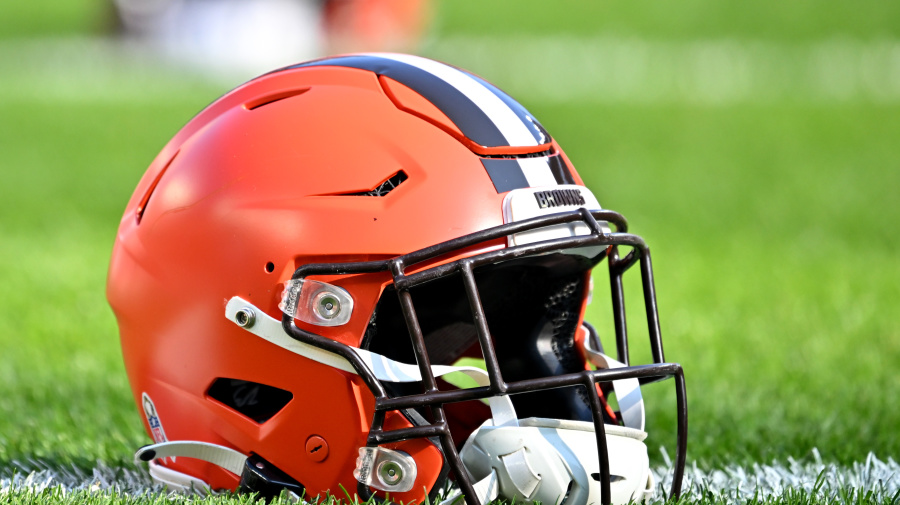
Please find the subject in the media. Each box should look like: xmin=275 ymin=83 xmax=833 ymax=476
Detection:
xmin=0 ymin=460 xmax=157 ymax=495
xmin=653 ymin=449 xmax=900 ymax=501
xmin=2 ymin=450 xmax=898 ymax=501
xmin=0 ymin=37 xmax=225 ymax=104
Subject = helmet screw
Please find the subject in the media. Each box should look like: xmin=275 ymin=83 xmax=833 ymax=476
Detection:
xmin=313 ymin=292 xmax=341 ymax=320
xmin=235 ymin=308 xmax=256 ymax=328
xmin=378 ymin=460 xmax=403 ymax=486
xmin=305 ymin=435 xmax=329 ymax=462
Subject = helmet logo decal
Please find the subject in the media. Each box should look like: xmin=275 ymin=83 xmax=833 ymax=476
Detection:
xmin=141 ymin=392 xmax=169 ymax=445
xmin=501 ymin=185 xmax=608 ymax=247
xmin=534 ymin=188 xmax=587 ymax=209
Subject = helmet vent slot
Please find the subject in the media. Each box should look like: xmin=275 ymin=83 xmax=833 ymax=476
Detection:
xmin=479 ymin=149 xmax=553 ymax=159
xmin=341 ymin=170 xmax=408 ymax=197
xmin=135 ymin=149 xmax=178 ymax=224
xmin=244 ymin=87 xmax=310 ymax=110
xmin=207 ymin=378 xmax=293 ymax=423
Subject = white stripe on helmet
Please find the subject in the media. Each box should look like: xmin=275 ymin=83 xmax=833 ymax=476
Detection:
xmin=370 ymin=53 xmax=541 ymax=147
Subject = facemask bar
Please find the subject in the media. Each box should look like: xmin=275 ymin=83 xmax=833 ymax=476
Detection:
xmin=280 ymin=208 xmax=687 ymax=505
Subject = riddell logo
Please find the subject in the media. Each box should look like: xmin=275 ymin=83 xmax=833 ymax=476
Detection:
xmin=534 ymin=189 xmax=586 ymax=209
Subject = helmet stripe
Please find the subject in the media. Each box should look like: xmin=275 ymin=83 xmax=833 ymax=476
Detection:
xmin=548 ymin=155 xmax=577 ymax=185
xmin=465 ymin=71 xmax=550 ymax=144
xmin=517 ymin=157 xmax=559 ymax=186
xmin=373 ymin=53 xmax=545 ymax=146
xmin=481 ymin=159 xmax=531 ymax=193
xmin=480 ymin=155 xmax=572 ymax=193
xmin=290 ymin=54 xmax=546 ymax=148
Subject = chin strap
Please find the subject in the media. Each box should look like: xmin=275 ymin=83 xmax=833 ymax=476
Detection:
xmin=135 ymin=441 xmax=247 ymax=475
xmin=580 ymin=331 xmax=645 ymax=431
xmin=225 ymin=297 xmax=519 ymax=427
xmin=136 ymin=444 xmax=305 ymax=501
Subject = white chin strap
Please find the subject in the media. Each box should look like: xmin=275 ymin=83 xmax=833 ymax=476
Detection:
xmin=135 ymin=441 xmax=246 ymax=474
xmin=138 ymin=298 xmax=649 ymax=505
xmin=580 ymin=332 xmax=645 ymax=432
xmin=134 ymin=441 xmax=247 ymax=494
xmin=224 ymin=297 xmax=518 ymax=426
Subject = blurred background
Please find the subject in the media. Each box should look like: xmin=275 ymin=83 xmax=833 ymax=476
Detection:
xmin=0 ymin=0 xmax=898 ymax=479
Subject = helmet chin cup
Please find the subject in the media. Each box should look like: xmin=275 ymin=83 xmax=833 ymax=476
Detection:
xmin=460 ymin=418 xmax=653 ymax=505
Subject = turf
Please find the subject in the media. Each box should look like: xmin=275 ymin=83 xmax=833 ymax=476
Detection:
xmin=0 ymin=88 xmax=225 ymax=470
xmin=7 ymin=486 xmax=897 ymax=505
xmin=1 ymin=0 xmax=900 ymax=503
xmin=0 ymin=1 xmax=108 ymax=40
xmin=431 ymin=0 xmax=900 ymax=41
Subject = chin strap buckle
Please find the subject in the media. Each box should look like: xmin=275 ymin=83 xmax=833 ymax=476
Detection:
xmin=238 ymin=453 xmax=305 ymax=502
xmin=136 ymin=441 xmax=304 ymax=501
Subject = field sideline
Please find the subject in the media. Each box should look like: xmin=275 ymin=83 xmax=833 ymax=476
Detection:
xmin=2 ymin=1 xmax=899 ymax=503
xmin=5 ymin=36 xmax=900 ymax=105
xmin=3 ymin=450 xmax=900 ymax=503
xmin=426 ymin=36 xmax=900 ymax=105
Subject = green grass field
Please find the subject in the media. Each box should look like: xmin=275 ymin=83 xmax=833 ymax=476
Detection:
xmin=1 ymin=1 xmax=899 ymax=503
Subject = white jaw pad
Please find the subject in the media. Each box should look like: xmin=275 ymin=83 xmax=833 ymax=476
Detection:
xmin=459 ymin=418 xmax=653 ymax=505
xmin=225 ymin=297 xmax=518 ymax=426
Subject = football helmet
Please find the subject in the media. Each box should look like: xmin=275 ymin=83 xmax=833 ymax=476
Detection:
xmin=107 ymin=53 xmax=686 ymax=505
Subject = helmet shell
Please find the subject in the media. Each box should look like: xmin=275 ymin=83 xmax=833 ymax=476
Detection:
xmin=108 ymin=57 xmax=582 ymax=500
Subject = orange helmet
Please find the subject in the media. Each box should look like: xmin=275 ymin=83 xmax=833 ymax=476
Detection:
xmin=108 ymin=54 xmax=686 ymax=505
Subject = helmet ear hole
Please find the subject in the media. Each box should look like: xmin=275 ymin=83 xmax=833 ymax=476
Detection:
xmin=207 ymin=378 xmax=293 ymax=423
xmin=265 ymin=262 xmax=275 ymax=273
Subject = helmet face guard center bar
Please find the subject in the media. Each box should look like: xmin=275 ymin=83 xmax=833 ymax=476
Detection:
xmin=280 ymin=208 xmax=688 ymax=505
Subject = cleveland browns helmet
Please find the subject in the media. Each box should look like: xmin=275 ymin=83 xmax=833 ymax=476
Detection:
xmin=107 ymin=53 xmax=687 ymax=505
